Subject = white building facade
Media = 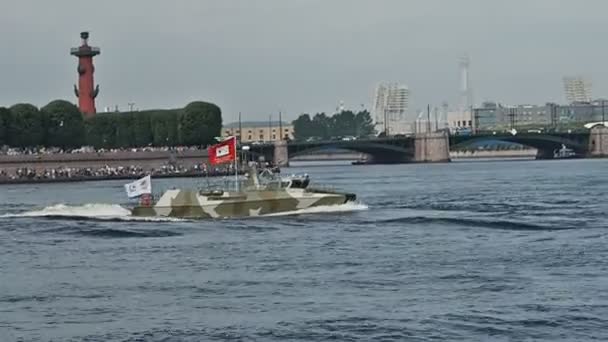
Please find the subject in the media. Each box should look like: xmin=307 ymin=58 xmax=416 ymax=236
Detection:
xmin=372 ymin=83 xmax=410 ymax=135
xmin=563 ymin=76 xmax=592 ymax=103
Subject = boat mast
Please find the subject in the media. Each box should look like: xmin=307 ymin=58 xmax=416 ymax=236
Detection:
xmin=234 ymin=136 xmax=239 ymax=192
xmin=234 ymin=137 xmax=239 ymax=192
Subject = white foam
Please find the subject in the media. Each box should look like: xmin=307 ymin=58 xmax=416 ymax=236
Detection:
xmin=0 ymin=203 xmax=185 ymax=222
xmin=263 ymin=201 xmax=369 ymax=217
xmin=1 ymin=202 xmax=368 ymax=221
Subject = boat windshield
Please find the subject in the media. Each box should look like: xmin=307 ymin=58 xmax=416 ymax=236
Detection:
xmin=246 ymin=166 xmax=310 ymax=190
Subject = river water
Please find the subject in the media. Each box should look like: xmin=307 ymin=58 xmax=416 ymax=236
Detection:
xmin=1 ymin=159 xmax=607 ymax=341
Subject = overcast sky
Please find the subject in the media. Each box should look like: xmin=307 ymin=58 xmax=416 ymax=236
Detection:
xmin=1 ymin=0 xmax=607 ymax=122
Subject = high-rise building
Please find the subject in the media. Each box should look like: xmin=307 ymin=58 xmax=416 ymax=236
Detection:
xmin=372 ymin=82 xmax=409 ymax=135
xmin=459 ymin=55 xmax=473 ymax=112
xmin=563 ymin=76 xmax=592 ymax=103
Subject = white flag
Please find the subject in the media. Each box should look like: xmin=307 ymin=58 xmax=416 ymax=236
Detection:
xmin=124 ymin=175 xmax=152 ymax=198
xmin=216 ymin=145 xmax=230 ymax=158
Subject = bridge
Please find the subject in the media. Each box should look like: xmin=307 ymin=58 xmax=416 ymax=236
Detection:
xmin=248 ymin=125 xmax=608 ymax=166
xmin=450 ymin=132 xmax=590 ymax=159
xmin=249 ymin=133 xmax=449 ymax=165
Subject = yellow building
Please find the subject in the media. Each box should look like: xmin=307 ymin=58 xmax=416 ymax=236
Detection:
xmin=223 ymin=121 xmax=294 ymax=143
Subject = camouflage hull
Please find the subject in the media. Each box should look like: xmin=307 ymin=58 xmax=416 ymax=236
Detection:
xmin=130 ymin=188 xmax=356 ymax=219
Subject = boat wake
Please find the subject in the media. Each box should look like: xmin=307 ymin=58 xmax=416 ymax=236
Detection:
xmin=0 ymin=202 xmax=368 ymax=221
xmin=263 ymin=201 xmax=369 ymax=217
xmin=0 ymin=203 xmax=185 ymax=222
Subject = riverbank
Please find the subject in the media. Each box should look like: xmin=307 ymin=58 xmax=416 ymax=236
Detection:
xmin=0 ymin=149 xmax=209 ymax=175
xmin=450 ymin=149 xmax=537 ymax=160
xmin=0 ymin=170 xmax=243 ymax=185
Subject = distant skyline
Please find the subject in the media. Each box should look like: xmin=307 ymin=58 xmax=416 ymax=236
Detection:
xmin=1 ymin=0 xmax=608 ymax=121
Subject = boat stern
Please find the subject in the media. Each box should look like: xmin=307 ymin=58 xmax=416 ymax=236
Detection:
xmin=345 ymin=192 xmax=357 ymax=203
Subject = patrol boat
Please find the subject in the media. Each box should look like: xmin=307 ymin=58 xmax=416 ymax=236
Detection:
xmin=130 ymin=167 xmax=356 ymax=219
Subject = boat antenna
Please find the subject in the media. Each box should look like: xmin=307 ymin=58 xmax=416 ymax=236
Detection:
xmin=205 ymin=161 xmax=211 ymax=189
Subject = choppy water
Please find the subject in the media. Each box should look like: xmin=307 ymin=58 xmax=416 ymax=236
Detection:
xmin=1 ymin=159 xmax=608 ymax=341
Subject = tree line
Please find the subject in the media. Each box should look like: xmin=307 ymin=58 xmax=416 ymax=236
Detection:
xmin=0 ymin=100 xmax=222 ymax=149
xmin=291 ymin=110 xmax=375 ymax=140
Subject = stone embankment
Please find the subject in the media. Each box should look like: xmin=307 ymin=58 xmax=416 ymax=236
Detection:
xmin=0 ymin=149 xmax=209 ymax=174
xmin=450 ymin=149 xmax=537 ymax=160
xmin=0 ymin=149 xmax=217 ymax=184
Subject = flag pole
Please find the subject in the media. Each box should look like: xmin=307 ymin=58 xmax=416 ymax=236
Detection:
xmin=234 ymin=136 xmax=239 ymax=192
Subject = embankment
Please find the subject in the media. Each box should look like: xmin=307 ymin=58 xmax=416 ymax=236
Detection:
xmin=450 ymin=149 xmax=537 ymax=160
xmin=0 ymin=149 xmax=209 ymax=174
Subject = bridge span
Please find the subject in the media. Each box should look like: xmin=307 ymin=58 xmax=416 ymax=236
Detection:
xmin=248 ymin=126 xmax=608 ymax=166
xmin=249 ymin=133 xmax=450 ymax=166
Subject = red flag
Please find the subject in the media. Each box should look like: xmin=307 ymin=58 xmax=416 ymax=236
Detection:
xmin=208 ymin=136 xmax=237 ymax=165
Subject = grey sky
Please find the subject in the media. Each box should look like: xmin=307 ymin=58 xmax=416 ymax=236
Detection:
xmin=1 ymin=0 xmax=607 ymax=122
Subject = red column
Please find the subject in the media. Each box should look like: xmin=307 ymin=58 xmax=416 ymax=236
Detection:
xmin=77 ymin=55 xmax=97 ymax=115
xmin=71 ymin=32 xmax=100 ymax=118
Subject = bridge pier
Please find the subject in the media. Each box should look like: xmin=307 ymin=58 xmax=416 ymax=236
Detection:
xmin=273 ymin=140 xmax=289 ymax=167
xmin=588 ymin=125 xmax=608 ymax=157
xmin=414 ymin=132 xmax=450 ymax=163
xmin=535 ymin=148 xmax=555 ymax=160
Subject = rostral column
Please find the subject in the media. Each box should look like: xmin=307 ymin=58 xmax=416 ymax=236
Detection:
xmin=70 ymin=31 xmax=100 ymax=116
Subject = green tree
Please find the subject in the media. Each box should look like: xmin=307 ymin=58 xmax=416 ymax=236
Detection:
xmin=150 ymin=110 xmax=180 ymax=146
xmin=0 ymin=107 xmax=10 ymax=145
xmin=1 ymin=100 xmax=220 ymax=149
xmin=331 ymin=110 xmax=357 ymax=137
xmin=132 ymin=111 xmax=152 ymax=146
xmin=85 ymin=114 xmax=116 ymax=148
xmin=312 ymin=113 xmax=331 ymax=139
xmin=292 ymin=113 xmax=314 ymax=140
xmin=41 ymin=100 xmax=85 ymax=148
xmin=151 ymin=111 xmax=169 ymax=146
xmin=166 ymin=110 xmax=179 ymax=145
xmin=355 ymin=110 xmax=375 ymax=137
xmin=9 ymin=103 xmax=44 ymax=147
xmin=114 ymin=112 xmax=135 ymax=147
xmin=178 ymin=101 xmax=222 ymax=146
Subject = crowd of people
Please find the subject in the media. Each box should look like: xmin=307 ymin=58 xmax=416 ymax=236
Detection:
xmin=0 ymin=145 xmax=280 ymax=184
xmin=0 ymin=145 xmax=202 ymax=156
xmin=0 ymin=163 xmax=239 ymax=183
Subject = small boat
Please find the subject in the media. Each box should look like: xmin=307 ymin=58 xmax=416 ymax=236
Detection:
xmin=553 ymin=144 xmax=577 ymax=159
xmin=129 ymin=166 xmax=356 ymax=219
xmin=351 ymin=156 xmax=370 ymax=165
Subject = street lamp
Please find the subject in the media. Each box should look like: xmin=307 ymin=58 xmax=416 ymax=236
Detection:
xmin=242 ymin=145 xmax=251 ymax=165
xmin=602 ymin=100 xmax=605 ymax=126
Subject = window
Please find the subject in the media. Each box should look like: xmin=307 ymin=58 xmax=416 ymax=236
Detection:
xmin=236 ymin=130 xmax=240 ymax=133
xmin=272 ymin=129 xmax=276 ymax=132
xmin=259 ymin=134 xmax=264 ymax=140
xmin=248 ymin=135 xmax=252 ymax=140
xmin=259 ymin=129 xmax=264 ymax=133
xmin=468 ymin=120 xmax=472 ymax=126
xmin=248 ymin=130 xmax=252 ymax=133
xmin=285 ymin=129 xmax=289 ymax=132
xmin=272 ymin=135 xmax=276 ymax=140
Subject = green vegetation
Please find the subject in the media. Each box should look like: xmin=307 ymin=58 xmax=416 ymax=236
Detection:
xmin=0 ymin=100 xmax=222 ymax=149
xmin=292 ymin=110 xmax=375 ymax=140
xmin=42 ymin=100 xmax=86 ymax=148
xmin=0 ymin=107 xmax=10 ymax=145
xmin=9 ymin=103 xmax=45 ymax=147
xmin=178 ymin=101 xmax=222 ymax=146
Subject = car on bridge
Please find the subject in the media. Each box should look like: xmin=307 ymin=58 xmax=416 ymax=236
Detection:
xmin=304 ymin=137 xmax=322 ymax=142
